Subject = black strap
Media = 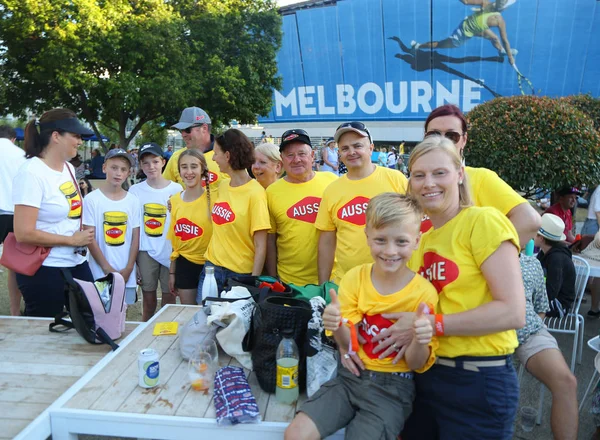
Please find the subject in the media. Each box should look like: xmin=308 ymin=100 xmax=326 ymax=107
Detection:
xmin=49 ymin=311 xmax=75 ymax=333
xmin=96 ymin=327 xmax=119 ymax=351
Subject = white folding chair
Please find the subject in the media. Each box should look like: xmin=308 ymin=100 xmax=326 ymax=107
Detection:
xmin=524 ymin=255 xmax=590 ymax=424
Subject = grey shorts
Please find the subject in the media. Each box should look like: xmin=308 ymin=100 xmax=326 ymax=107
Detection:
xmin=136 ymin=251 xmax=169 ymax=292
xmin=298 ymin=366 xmax=415 ymax=440
xmin=516 ymin=327 xmax=560 ymax=367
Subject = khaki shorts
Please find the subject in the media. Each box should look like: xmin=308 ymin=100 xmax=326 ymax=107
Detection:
xmin=516 ymin=327 xmax=560 ymax=367
xmin=299 ymin=366 xmax=415 ymax=440
xmin=137 ymin=251 xmax=170 ymax=293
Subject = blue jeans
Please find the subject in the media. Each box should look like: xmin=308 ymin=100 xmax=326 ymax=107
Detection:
xmin=581 ymin=218 xmax=599 ymax=236
xmin=402 ymin=356 xmax=519 ymax=440
xmin=196 ymin=261 xmax=250 ymax=304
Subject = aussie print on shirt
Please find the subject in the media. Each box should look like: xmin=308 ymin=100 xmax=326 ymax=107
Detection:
xmin=337 ymin=196 xmax=370 ymax=226
xmin=418 ymin=252 xmax=460 ymax=294
xmin=174 ymin=217 xmax=203 ymax=241
xmin=212 ymin=202 xmax=235 ymax=225
xmin=286 ymin=196 xmax=322 ymax=223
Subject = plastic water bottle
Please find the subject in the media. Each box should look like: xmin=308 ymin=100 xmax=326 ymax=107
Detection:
xmin=525 ymin=239 xmax=535 ymax=257
xmin=276 ymin=328 xmax=299 ymax=404
xmin=201 ymin=266 xmax=218 ymax=315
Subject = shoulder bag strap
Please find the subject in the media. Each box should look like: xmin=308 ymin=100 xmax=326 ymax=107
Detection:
xmin=49 ymin=311 xmax=75 ymax=333
xmin=65 ymin=162 xmax=83 ymax=231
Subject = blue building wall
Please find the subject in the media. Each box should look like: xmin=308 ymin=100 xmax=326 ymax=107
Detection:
xmin=260 ymin=0 xmax=600 ymax=123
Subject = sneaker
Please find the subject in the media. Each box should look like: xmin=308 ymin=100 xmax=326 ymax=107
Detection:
xmin=410 ymin=40 xmax=420 ymax=51
xmin=587 ymin=310 xmax=600 ymax=318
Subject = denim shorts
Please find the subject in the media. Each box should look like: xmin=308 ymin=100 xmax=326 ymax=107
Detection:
xmin=581 ymin=218 xmax=599 ymax=236
xmin=402 ymin=356 xmax=519 ymax=440
xmin=196 ymin=261 xmax=249 ymax=304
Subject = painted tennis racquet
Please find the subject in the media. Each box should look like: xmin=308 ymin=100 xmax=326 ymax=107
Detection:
xmin=512 ymin=64 xmax=534 ymax=95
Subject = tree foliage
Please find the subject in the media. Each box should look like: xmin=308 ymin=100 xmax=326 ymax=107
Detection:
xmin=135 ymin=120 xmax=168 ymax=147
xmin=466 ymin=96 xmax=600 ymax=197
xmin=0 ymin=0 xmax=281 ymax=150
xmin=561 ymin=94 xmax=600 ymax=132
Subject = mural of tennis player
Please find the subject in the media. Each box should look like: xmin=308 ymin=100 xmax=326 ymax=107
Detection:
xmin=463 ymin=0 xmax=517 ymax=12
xmin=411 ymin=8 xmax=517 ymax=66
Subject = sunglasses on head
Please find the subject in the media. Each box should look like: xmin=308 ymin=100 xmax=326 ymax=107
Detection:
xmin=181 ymin=125 xmax=203 ymax=134
xmin=336 ymin=121 xmax=372 ymax=143
xmin=424 ymin=130 xmax=464 ymax=144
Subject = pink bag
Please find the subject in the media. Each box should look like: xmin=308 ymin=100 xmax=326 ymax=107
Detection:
xmin=0 ymin=232 xmax=50 ymax=276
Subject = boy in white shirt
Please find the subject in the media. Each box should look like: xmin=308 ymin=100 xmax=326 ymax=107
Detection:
xmin=129 ymin=143 xmax=182 ymax=320
xmin=83 ymin=149 xmax=141 ymax=305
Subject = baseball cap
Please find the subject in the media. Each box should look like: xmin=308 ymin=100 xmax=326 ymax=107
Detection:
xmin=279 ymin=129 xmax=312 ymax=152
xmin=334 ymin=121 xmax=372 ymax=143
xmin=39 ymin=117 xmax=94 ymax=136
xmin=171 ymin=107 xmax=212 ymax=130
xmin=325 ymin=137 xmax=335 ymax=146
xmin=557 ymin=186 xmax=582 ymax=197
xmin=139 ymin=142 xmax=164 ymax=159
xmin=104 ymin=148 xmax=134 ymax=167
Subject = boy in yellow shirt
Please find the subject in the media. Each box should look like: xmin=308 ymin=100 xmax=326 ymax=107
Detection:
xmin=285 ymin=193 xmax=437 ymax=440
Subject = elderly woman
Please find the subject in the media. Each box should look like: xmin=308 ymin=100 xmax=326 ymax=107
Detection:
xmin=375 ymin=136 xmax=525 ymax=440
xmin=12 ymin=108 xmax=95 ymax=317
xmin=252 ymin=142 xmax=283 ymax=189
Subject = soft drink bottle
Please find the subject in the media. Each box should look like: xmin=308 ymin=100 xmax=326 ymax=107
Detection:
xmin=276 ymin=328 xmax=299 ymax=404
xmin=201 ymin=266 xmax=218 ymax=315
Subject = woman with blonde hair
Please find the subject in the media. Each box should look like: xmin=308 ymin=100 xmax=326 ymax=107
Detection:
xmin=379 ymin=135 xmax=525 ymax=439
xmin=252 ymin=142 xmax=283 ymax=189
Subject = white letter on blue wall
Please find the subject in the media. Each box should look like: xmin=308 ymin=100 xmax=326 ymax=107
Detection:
xmin=336 ymin=84 xmax=356 ymax=115
xmin=275 ymin=89 xmax=298 ymax=117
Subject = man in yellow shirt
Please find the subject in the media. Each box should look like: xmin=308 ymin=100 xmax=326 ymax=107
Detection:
xmin=315 ymin=122 xmax=408 ymax=284
xmin=266 ymin=129 xmax=338 ymax=285
xmin=163 ymin=107 xmax=229 ymax=196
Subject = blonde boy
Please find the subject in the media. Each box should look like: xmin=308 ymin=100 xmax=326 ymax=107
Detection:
xmin=83 ymin=149 xmax=141 ymax=305
xmin=285 ymin=193 xmax=438 ymax=440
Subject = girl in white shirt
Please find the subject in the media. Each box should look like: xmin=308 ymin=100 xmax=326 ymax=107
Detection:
xmin=12 ymin=108 xmax=95 ymax=317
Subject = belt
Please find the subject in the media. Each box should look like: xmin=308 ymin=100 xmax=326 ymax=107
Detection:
xmin=363 ymin=370 xmax=414 ymax=381
xmin=435 ymin=356 xmax=509 ymax=372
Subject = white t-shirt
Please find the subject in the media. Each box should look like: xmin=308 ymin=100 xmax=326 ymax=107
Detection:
xmin=588 ymin=187 xmax=600 ymax=220
xmin=386 ymin=151 xmax=397 ymax=167
xmin=12 ymin=157 xmax=85 ymax=267
xmin=128 ymin=180 xmax=182 ymax=268
xmin=0 ymin=138 xmax=27 ymax=214
xmin=83 ymin=189 xmax=141 ymax=288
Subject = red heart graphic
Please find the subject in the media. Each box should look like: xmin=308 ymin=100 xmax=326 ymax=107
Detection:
xmin=418 ymin=252 xmax=460 ymax=294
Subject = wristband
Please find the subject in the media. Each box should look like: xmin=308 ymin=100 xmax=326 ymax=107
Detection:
xmin=434 ymin=314 xmax=444 ymax=336
xmin=341 ymin=318 xmax=360 ymax=355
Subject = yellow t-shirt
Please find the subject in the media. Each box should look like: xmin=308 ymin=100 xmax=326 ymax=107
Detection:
xmin=466 ymin=166 xmax=526 ymax=215
xmin=167 ymin=191 xmax=213 ymax=265
xmin=409 ymin=206 xmax=520 ymax=358
xmin=315 ymin=166 xmax=408 ymax=283
xmin=163 ymin=148 xmax=229 ymax=198
xmin=266 ymin=172 xmax=338 ymax=285
xmin=339 ymin=264 xmax=438 ymax=373
xmin=206 ymin=179 xmax=271 ymax=274
xmin=420 ymin=166 xmax=527 ymax=233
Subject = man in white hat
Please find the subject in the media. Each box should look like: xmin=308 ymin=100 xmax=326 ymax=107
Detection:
xmin=535 ymin=213 xmax=576 ymax=318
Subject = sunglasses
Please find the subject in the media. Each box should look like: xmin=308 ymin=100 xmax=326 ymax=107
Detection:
xmin=74 ymin=246 xmax=88 ymax=257
xmin=180 ymin=125 xmax=203 ymax=134
xmin=424 ymin=130 xmax=464 ymax=144
xmin=336 ymin=121 xmax=372 ymax=143
xmin=281 ymin=129 xmax=309 ymax=140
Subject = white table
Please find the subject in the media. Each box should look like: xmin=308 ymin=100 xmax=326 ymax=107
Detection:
xmin=50 ymin=304 xmax=344 ymax=440
xmin=580 ymin=256 xmax=600 ymax=278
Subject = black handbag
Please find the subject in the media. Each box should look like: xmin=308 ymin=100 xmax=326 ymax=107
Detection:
xmin=244 ymin=295 xmax=312 ymax=393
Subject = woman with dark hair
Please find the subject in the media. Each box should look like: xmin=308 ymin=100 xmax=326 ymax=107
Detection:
xmin=78 ymin=177 xmax=93 ymax=197
xmin=12 ymin=108 xmax=95 ymax=317
xmin=199 ymin=129 xmax=271 ymax=298
xmin=419 ymin=104 xmax=540 ymax=247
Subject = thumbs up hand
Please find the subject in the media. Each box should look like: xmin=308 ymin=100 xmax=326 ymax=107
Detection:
xmin=323 ymin=289 xmax=342 ymax=332
xmin=413 ymin=302 xmax=433 ymax=345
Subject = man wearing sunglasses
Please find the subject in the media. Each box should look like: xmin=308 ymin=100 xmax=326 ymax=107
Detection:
xmin=163 ymin=106 xmax=229 ymax=196
xmin=421 ymin=104 xmax=540 ymax=248
xmin=315 ymin=122 xmax=408 ymax=284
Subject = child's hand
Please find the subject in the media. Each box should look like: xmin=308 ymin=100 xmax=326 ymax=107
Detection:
xmin=323 ymin=289 xmax=342 ymax=332
xmin=413 ymin=303 xmax=433 ymax=345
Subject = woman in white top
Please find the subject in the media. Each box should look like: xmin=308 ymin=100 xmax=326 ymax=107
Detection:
xmin=320 ymin=138 xmax=339 ymax=175
xmin=12 ymin=108 xmax=95 ymax=317
xmin=582 ymin=186 xmax=600 ymax=236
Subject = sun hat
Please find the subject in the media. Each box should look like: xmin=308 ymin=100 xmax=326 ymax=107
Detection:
xmin=538 ymin=213 xmax=566 ymax=242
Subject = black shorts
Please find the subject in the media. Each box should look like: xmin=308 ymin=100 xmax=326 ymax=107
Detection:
xmin=175 ymin=255 xmax=204 ymax=289
xmin=0 ymin=214 xmax=14 ymax=243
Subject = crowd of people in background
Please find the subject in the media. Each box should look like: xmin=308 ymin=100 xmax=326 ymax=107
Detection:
xmin=2 ymin=101 xmax=598 ymax=439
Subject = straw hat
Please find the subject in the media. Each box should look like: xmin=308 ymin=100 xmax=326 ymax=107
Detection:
xmin=582 ymin=231 xmax=600 ymax=261
xmin=538 ymin=214 xmax=566 ymax=242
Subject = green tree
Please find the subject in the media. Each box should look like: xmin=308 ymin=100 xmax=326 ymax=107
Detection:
xmin=561 ymin=94 xmax=600 ymax=132
xmin=466 ymin=96 xmax=600 ymax=197
xmin=0 ymin=0 xmax=281 ymax=150
xmin=135 ymin=120 xmax=168 ymax=148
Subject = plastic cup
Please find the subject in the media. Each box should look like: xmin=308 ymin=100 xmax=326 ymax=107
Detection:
xmin=520 ymin=406 xmax=537 ymax=432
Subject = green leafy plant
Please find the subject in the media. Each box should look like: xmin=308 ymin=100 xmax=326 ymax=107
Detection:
xmin=561 ymin=94 xmax=600 ymax=132
xmin=466 ymin=96 xmax=600 ymax=198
